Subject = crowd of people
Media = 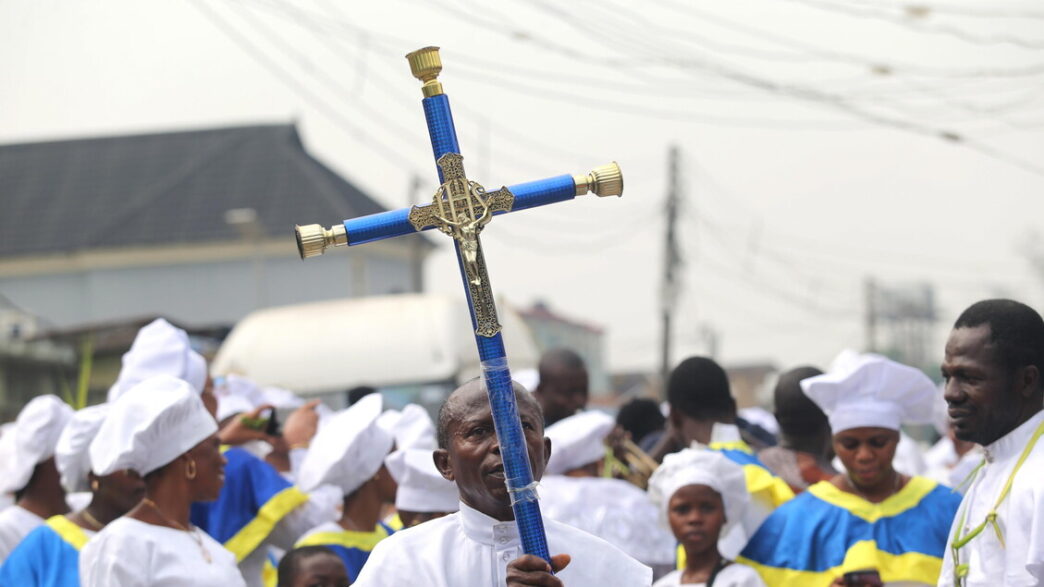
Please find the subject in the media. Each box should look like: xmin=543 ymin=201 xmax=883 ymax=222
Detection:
xmin=0 ymin=297 xmax=1040 ymax=586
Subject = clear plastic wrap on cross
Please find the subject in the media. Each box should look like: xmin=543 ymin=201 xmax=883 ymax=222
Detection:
xmin=293 ymin=46 xmax=623 ymax=563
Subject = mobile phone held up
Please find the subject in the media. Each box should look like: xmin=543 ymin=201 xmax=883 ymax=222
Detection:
xmin=242 ymin=408 xmax=280 ymax=436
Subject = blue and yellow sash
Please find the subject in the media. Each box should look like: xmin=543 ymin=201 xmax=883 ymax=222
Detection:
xmin=295 ymin=521 xmax=394 ymax=580
xmin=737 ymin=476 xmax=961 ymax=586
xmin=191 ymin=447 xmax=309 ymax=562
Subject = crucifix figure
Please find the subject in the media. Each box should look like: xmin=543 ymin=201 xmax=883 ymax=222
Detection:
xmin=293 ymin=46 xmax=623 ymax=564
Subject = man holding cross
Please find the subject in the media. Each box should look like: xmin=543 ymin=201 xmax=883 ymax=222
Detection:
xmin=293 ymin=45 xmax=627 ymax=571
xmin=352 ymin=379 xmax=651 ymax=586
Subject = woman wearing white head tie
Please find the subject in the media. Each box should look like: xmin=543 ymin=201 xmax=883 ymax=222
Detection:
xmin=79 ymin=375 xmax=244 ymax=587
xmin=107 ymin=318 xmax=218 ymax=417
xmin=294 ymin=394 xmax=398 ymax=582
xmin=648 ymin=449 xmax=766 ymax=587
xmin=737 ymin=352 xmax=963 ymax=586
xmin=0 ymin=403 xmax=145 ymax=586
xmin=0 ymin=395 xmax=73 ymax=563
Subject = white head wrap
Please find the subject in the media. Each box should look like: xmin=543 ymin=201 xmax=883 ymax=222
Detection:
xmin=90 ymin=375 xmax=217 ymax=476
xmin=0 ymin=395 xmax=74 ymax=493
xmin=375 ymin=408 xmax=401 ymax=437
xmin=214 ymin=374 xmax=265 ymax=422
xmin=392 ymin=404 xmax=437 ymax=451
xmin=384 ymin=448 xmax=459 ymax=513
xmin=544 ymin=410 xmax=615 ymax=475
xmin=800 ymin=350 xmax=937 ymax=434
xmin=261 ymin=386 xmax=304 ymax=410
xmin=298 ymin=393 xmax=393 ymax=495
xmin=647 ymin=448 xmax=749 ymax=542
xmin=107 ymin=318 xmax=208 ymax=402
xmin=55 ymin=403 xmax=110 ymax=493
xmin=513 ymin=369 xmax=540 ymax=393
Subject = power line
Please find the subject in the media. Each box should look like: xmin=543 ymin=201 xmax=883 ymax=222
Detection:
xmin=779 ymin=0 xmax=1044 ymax=49
xmin=224 ymin=0 xmax=421 ymax=148
xmin=236 ymin=0 xmax=671 ymax=172
xmin=187 ymin=0 xmax=422 ymax=175
xmin=655 ymin=0 xmax=1044 ymax=79
xmin=518 ymin=0 xmax=1044 ymax=178
xmin=837 ymin=0 xmax=1044 ymax=20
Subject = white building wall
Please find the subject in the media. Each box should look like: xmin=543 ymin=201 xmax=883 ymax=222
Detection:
xmin=0 ymin=249 xmax=416 ymax=328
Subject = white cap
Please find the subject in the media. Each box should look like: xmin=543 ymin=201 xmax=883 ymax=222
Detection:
xmin=384 ymin=448 xmax=458 ymax=513
xmin=393 ymin=404 xmax=437 ymax=451
xmin=90 ymin=375 xmax=218 ymax=476
xmin=55 ymin=404 xmax=110 ymax=493
xmin=216 ymin=394 xmax=255 ymax=423
xmin=513 ymin=369 xmax=539 ymax=393
xmin=261 ymin=386 xmax=304 ymax=410
xmin=215 ymin=374 xmax=264 ymax=422
xmin=544 ymin=410 xmax=615 ymax=475
xmin=108 ymin=319 xmax=208 ymax=402
xmin=647 ymin=448 xmax=749 ymax=540
xmin=298 ymin=394 xmax=393 ymax=495
xmin=375 ymin=408 xmax=401 ymax=438
xmin=800 ymin=350 xmax=937 ymax=434
xmin=0 ymin=395 xmax=74 ymax=493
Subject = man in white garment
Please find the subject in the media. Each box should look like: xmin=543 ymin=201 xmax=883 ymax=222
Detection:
xmin=0 ymin=394 xmax=73 ymax=562
xmin=938 ymin=299 xmax=1044 ymax=586
xmin=354 ymin=379 xmax=652 ymax=586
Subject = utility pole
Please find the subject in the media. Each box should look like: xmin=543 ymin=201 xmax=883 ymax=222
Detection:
xmin=660 ymin=145 xmax=682 ymax=398
xmin=864 ymin=277 xmax=877 ymax=353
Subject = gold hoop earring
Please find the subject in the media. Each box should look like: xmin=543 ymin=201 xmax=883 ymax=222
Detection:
xmin=186 ymin=459 xmax=197 ymax=480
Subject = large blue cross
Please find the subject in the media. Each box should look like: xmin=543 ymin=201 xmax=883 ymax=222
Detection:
xmin=293 ymin=46 xmax=622 ymax=563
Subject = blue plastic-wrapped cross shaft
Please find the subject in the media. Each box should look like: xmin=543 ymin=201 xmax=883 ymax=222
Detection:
xmin=422 ymin=92 xmax=553 ymax=563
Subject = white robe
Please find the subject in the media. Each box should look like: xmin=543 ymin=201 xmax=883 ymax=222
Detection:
xmin=652 ymin=563 xmax=766 ymax=587
xmin=0 ymin=505 xmax=44 ymax=563
xmin=79 ymin=517 xmax=247 ymax=587
xmin=923 ymin=438 xmax=983 ymax=493
xmin=539 ymin=475 xmax=676 ymax=566
xmin=353 ymin=502 xmax=652 ymax=586
xmin=938 ymin=410 xmax=1044 ymax=587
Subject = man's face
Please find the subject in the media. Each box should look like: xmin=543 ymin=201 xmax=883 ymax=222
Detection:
xmin=941 ymin=325 xmax=1021 ymax=445
xmin=435 ymin=384 xmax=550 ymax=521
xmin=535 ymin=365 xmax=589 ymax=426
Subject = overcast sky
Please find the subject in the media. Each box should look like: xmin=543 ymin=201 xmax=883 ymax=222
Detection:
xmin=3 ymin=0 xmax=1043 ymax=374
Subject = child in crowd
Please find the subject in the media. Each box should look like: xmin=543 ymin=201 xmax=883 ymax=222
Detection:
xmin=277 ymin=546 xmax=349 ymax=587
xmin=649 ymin=449 xmax=765 ymax=587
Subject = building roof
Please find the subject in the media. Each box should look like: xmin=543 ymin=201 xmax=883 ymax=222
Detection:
xmin=518 ymin=301 xmax=604 ymax=335
xmin=0 ymin=124 xmax=403 ymax=257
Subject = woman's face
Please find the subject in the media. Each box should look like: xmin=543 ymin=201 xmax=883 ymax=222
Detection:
xmin=833 ymin=427 xmax=899 ymax=489
xmin=667 ymin=483 xmax=726 ymax=557
xmin=187 ymin=433 xmax=226 ymax=501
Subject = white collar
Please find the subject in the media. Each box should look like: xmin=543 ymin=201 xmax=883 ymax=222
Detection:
xmin=458 ymin=501 xmax=521 ymax=547
xmin=984 ymin=409 xmax=1044 ymax=463
xmin=710 ymin=422 xmax=743 ymax=444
